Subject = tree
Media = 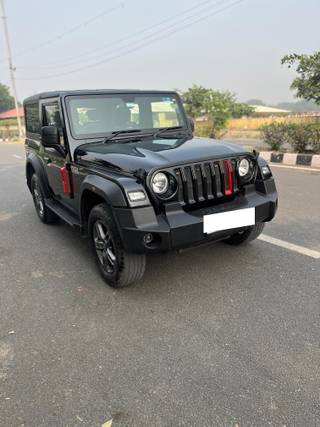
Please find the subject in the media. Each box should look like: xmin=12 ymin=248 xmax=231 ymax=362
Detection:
xmin=281 ymin=51 xmax=320 ymax=105
xmin=0 ymin=83 xmax=15 ymax=113
xmin=182 ymin=85 xmax=253 ymax=138
xmin=229 ymin=102 xmax=254 ymax=118
xmin=182 ymin=85 xmax=212 ymax=118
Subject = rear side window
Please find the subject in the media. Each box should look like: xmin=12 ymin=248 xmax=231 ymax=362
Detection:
xmin=25 ymin=103 xmax=40 ymax=134
xmin=43 ymin=102 xmax=62 ymax=128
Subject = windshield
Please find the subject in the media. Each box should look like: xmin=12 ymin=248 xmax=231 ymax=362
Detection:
xmin=66 ymin=93 xmax=187 ymax=139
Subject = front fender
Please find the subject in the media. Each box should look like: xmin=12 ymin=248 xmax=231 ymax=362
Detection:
xmin=257 ymin=156 xmax=268 ymax=168
xmin=256 ymin=155 xmax=277 ymax=196
xmin=79 ymin=175 xmax=128 ymax=208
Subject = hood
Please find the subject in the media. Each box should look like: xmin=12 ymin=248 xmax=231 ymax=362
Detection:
xmin=75 ymin=136 xmax=248 ymax=174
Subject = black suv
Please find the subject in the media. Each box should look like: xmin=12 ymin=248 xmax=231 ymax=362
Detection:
xmin=24 ymin=90 xmax=278 ymax=287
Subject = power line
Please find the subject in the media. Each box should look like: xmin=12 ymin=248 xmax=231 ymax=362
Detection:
xmin=0 ymin=1 xmax=125 ymax=65
xmin=13 ymin=0 xmax=220 ymax=70
xmin=17 ymin=0 xmax=245 ymax=81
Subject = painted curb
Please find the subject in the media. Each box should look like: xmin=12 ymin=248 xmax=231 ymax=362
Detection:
xmin=311 ymin=155 xmax=320 ymax=168
xmin=260 ymin=152 xmax=320 ymax=169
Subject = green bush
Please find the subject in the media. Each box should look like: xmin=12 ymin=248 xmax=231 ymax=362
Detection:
xmin=260 ymin=122 xmax=320 ymax=153
xmin=195 ymin=121 xmax=227 ymax=139
xmin=0 ymin=118 xmax=18 ymax=126
xmin=260 ymin=123 xmax=288 ymax=151
xmin=286 ymin=123 xmax=312 ymax=153
xmin=309 ymin=123 xmax=320 ymax=154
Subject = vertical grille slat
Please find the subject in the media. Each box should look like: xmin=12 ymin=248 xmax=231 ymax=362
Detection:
xmin=193 ymin=164 xmax=205 ymax=202
xmin=182 ymin=166 xmax=196 ymax=204
xmin=201 ymin=163 xmax=214 ymax=200
xmin=174 ymin=168 xmax=185 ymax=204
xmin=231 ymin=159 xmax=238 ymax=192
xmin=179 ymin=167 xmax=189 ymax=204
xmin=213 ymin=163 xmax=223 ymax=197
xmin=220 ymin=159 xmax=233 ymax=196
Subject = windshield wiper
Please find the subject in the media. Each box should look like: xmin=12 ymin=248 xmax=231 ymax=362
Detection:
xmin=101 ymin=126 xmax=186 ymax=144
xmin=102 ymin=129 xmax=143 ymax=144
xmin=153 ymin=126 xmax=185 ymax=138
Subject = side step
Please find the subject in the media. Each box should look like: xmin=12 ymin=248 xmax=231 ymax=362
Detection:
xmin=45 ymin=198 xmax=81 ymax=228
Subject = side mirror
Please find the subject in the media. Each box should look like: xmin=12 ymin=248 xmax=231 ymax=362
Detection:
xmin=188 ymin=117 xmax=195 ymax=133
xmin=41 ymin=126 xmax=60 ymax=148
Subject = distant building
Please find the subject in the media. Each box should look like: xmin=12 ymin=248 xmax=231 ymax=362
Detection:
xmin=249 ymin=105 xmax=291 ymax=116
xmin=195 ymin=105 xmax=292 ymax=122
xmin=0 ymin=106 xmax=24 ymax=120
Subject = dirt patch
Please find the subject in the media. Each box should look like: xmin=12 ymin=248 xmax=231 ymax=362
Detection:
xmin=0 ymin=212 xmax=16 ymax=222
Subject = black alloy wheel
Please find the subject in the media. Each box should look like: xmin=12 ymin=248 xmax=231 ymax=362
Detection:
xmin=88 ymin=203 xmax=146 ymax=288
xmin=30 ymin=174 xmax=58 ymax=224
xmin=93 ymin=220 xmax=117 ymax=274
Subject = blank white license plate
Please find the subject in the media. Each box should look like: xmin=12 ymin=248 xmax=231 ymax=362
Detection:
xmin=203 ymin=207 xmax=255 ymax=234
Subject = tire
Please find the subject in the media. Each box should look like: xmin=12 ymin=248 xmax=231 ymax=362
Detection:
xmin=30 ymin=174 xmax=58 ymax=224
xmin=88 ymin=203 xmax=146 ymax=288
xmin=223 ymin=222 xmax=265 ymax=245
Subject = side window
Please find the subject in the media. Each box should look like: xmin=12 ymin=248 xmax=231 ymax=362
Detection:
xmin=25 ymin=103 xmax=40 ymax=134
xmin=43 ymin=102 xmax=62 ymax=128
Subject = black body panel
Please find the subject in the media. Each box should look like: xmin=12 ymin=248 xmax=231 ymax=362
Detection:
xmin=114 ymin=178 xmax=277 ymax=253
xmin=75 ymin=136 xmax=247 ymax=173
xmin=24 ymin=89 xmax=278 ymax=255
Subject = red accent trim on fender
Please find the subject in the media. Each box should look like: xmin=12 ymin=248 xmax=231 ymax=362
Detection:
xmin=60 ymin=166 xmax=69 ymax=193
xmin=66 ymin=164 xmax=74 ymax=196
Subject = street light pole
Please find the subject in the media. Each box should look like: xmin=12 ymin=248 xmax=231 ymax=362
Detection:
xmin=0 ymin=0 xmax=23 ymax=138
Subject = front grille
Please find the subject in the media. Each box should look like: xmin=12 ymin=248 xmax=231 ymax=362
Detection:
xmin=173 ymin=158 xmax=239 ymax=206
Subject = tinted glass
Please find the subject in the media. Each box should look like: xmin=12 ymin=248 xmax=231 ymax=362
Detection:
xmin=25 ymin=103 xmax=40 ymax=134
xmin=43 ymin=103 xmax=62 ymax=127
xmin=67 ymin=94 xmax=185 ymax=138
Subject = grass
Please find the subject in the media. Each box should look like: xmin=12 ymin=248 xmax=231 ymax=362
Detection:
xmin=195 ymin=116 xmax=320 ymax=140
xmin=227 ymin=115 xmax=319 ymax=130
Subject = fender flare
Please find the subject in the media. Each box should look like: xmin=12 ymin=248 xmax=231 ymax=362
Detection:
xmin=79 ymin=174 xmax=128 ymax=211
xmin=26 ymin=153 xmax=51 ymax=197
xmin=257 ymin=156 xmax=268 ymax=168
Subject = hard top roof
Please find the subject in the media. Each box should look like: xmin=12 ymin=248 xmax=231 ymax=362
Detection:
xmin=23 ymin=89 xmax=178 ymax=104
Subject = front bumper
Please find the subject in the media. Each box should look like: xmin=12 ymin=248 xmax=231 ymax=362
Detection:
xmin=114 ymin=178 xmax=278 ymax=253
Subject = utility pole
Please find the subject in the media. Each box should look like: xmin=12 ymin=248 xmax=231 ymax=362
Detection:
xmin=0 ymin=0 xmax=23 ymax=138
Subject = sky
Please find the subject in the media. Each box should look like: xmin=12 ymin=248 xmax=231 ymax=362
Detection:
xmin=0 ymin=0 xmax=319 ymax=104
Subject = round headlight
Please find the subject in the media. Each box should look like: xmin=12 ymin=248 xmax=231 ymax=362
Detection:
xmin=238 ymin=158 xmax=250 ymax=177
xmin=151 ymin=172 xmax=169 ymax=194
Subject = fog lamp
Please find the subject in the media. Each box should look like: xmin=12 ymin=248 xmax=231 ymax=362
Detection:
xmin=143 ymin=233 xmax=154 ymax=245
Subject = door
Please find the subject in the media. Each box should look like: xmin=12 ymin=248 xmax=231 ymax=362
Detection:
xmin=41 ymin=100 xmax=69 ymax=202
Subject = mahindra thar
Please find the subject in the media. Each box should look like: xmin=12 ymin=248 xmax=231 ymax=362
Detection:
xmin=24 ymin=90 xmax=278 ymax=287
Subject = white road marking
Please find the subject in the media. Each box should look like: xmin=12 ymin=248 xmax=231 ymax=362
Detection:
xmin=12 ymin=154 xmax=22 ymax=159
xmin=258 ymin=234 xmax=320 ymax=259
xmin=269 ymin=164 xmax=320 ymax=173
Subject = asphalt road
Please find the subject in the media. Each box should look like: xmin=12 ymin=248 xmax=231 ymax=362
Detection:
xmin=0 ymin=142 xmax=319 ymax=427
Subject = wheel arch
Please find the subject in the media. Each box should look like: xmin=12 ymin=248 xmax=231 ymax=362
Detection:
xmin=25 ymin=153 xmax=51 ymax=197
xmin=79 ymin=175 xmax=128 ymax=228
xmin=26 ymin=162 xmax=35 ymax=191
